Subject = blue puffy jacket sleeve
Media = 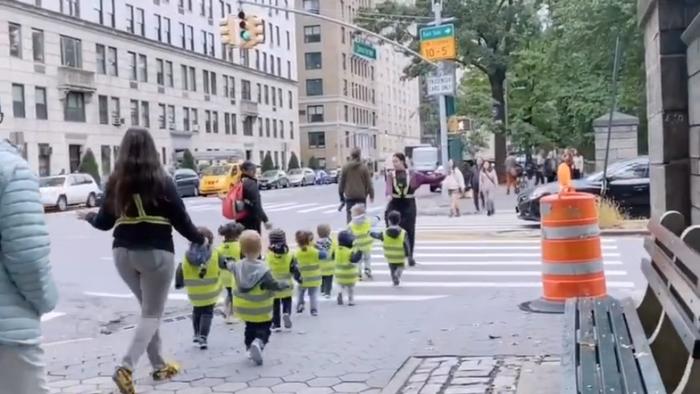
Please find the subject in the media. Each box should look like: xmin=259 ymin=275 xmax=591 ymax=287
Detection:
xmin=0 ymin=153 xmax=58 ymax=315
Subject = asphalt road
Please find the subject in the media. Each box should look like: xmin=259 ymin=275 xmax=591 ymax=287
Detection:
xmin=39 ymin=180 xmax=648 ymax=346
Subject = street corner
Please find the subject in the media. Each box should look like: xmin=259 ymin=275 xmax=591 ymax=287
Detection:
xmin=384 ymin=355 xmax=561 ymax=394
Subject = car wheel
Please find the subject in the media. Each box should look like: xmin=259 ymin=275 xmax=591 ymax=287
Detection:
xmin=57 ymin=196 xmax=68 ymax=212
xmin=86 ymin=193 xmax=97 ymax=208
xmin=192 ymin=186 xmax=199 ymax=197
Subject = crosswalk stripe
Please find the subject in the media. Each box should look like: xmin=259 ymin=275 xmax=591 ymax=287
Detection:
xmin=369 ymin=270 xmax=628 ymax=276
xmin=83 ymin=291 xmax=448 ymax=302
xmin=356 ymin=281 xmax=636 ymax=288
xmin=369 ymin=245 xmax=618 ymax=251
xmin=371 ymin=252 xmax=621 ymax=258
xmin=298 ymin=204 xmax=339 ymax=213
xmin=407 ymin=260 xmax=624 ymax=266
xmin=323 ymin=208 xmax=340 ymax=214
xmin=264 ymin=202 xmax=299 ymax=210
xmin=267 ymin=203 xmax=319 ymax=212
xmin=41 ymin=312 xmax=65 ymax=322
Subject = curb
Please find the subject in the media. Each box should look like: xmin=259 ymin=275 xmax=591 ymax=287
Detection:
xmin=381 ymin=357 xmax=421 ymax=394
xmin=600 ymin=229 xmax=649 ymax=236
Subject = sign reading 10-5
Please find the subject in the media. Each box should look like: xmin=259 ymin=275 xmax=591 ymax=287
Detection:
xmin=419 ymin=24 xmax=456 ymax=61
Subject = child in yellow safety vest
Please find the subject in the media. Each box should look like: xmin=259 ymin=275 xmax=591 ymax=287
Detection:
xmin=175 ymin=227 xmax=222 ymax=350
xmin=316 ymin=224 xmax=336 ymax=298
xmin=334 ymin=229 xmax=364 ymax=306
xmin=266 ymin=229 xmax=302 ymax=332
xmin=228 ymin=230 xmax=290 ymax=366
xmin=349 ymin=204 xmax=374 ymax=280
xmin=294 ymin=230 xmax=330 ymax=316
xmin=217 ymin=222 xmax=244 ymax=324
xmin=370 ymin=210 xmax=412 ymax=286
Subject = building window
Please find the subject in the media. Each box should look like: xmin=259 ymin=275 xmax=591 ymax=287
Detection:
xmin=32 ymin=28 xmax=44 ymax=62
xmin=35 ymin=87 xmax=47 ymax=120
xmin=264 ymin=85 xmax=269 ymax=105
xmin=156 ymin=59 xmax=164 ymax=85
xmin=60 ymin=35 xmax=82 ymax=68
xmin=111 ymin=97 xmax=120 ymax=123
xmin=205 ymin=110 xmax=211 ymax=133
xmin=344 ymin=105 xmax=349 ymax=121
xmin=308 ymin=132 xmax=325 ymax=149
xmin=128 ymin=51 xmax=137 ymax=80
xmin=164 ymin=17 xmax=171 ymax=44
xmin=165 ymin=61 xmax=173 ymax=87
xmin=287 ymin=60 xmax=291 ymax=79
xmin=224 ymin=113 xmax=230 ymax=134
xmin=342 ymin=53 xmax=347 ymax=70
xmin=307 ymin=105 xmax=324 ymax=123
xmin=98 ymin=95 xmax=109 ymax=124
xmin=243 ymin=116 xmax=253 ymax=136
xmin=265 ymin=118 xmax=270 ymax=137
xmin=271 ymin=54 xmax=275 ymax=75
xmin=203 ymin=70 xmax=210 ymax=94
xmin=210 ymin=71 xmax=217 ymax=95
xmin=167 ymin=105 xmax=175 ymax=127
xmin=107 ymin=47 xmax=118 ymax=76
xmin=106 ymin=0 xmax=116 ymax=27
xmin=241 ymin=80 xmax=251 ymax=100
xmin=290 ymin=121 xmax=294 ymax=139
xmin=341 ymin=27 xmax=346 ymax=44
xmin=181 ymin=65 xmax=188 ymax=90
xmin=305 ymin=52 xmax=322 ymax=70
xmin=286 ymin=30 xmax=291 ymax=49
xmin=126 ymin=4 xmax=134 ymax=33
xmin=12 ymin=84 xmax=25 ymax=118
xmin=212 ymin=111 xmax=219 ymax=133
xmin=155 ymin=14 xmax=162 ymax=41
xmin=303 ymin=0 xmax=319 ymax=14
xmin=130 ymin=99 xmax=139 ymax=125
xmin=189 ymin=66 xmax=196 ymax=91
xmin=158 ymin=104 xmax=166 ymax=129
xmin=232 ymin=114 xmax=237 ymax=134
xmin=280 ymin=120 xmax=284 ymax=139
xmin=256 ymin=83 xmax=262 ymax=103
xmin=187 ymin=25 xmax=194 ymax=50
xmin=180 ymin=22 xmax=186 ymax=48
xmin=273 ymin=120 xmax=278 ymax=138
xmin=60 ymin=0 xmax=80 ymax=17
xmin=136 ymin=7 xmax=145 ymax=36
xmin=345 ymin=131 xmax=350 ymax=147
xmin=183 ymin=107 xmax=190 ymax=131
xmin=138 ymin=54 xmax=148 ymax=82
xmin=64 ymin=92 xmax=85 ymax=122
xmin=192 ymin=109 xmax=199 ymax=132
xmin=288 ymin=91 xmax=293 ymax=109
xmin=272 ymin=88 xmax=277 ymax=107
xmin=208 ymin=32 xmax=215 ymax=56
xmin=96 ymin=44 xmax=106 ymax=74
xmin=258 ymin=117 xmax=263 ymax=136
xmin=140 ymin=101 xmax=150 ymax=127
xmin=306 ymin=79 xmax=323 ymax=96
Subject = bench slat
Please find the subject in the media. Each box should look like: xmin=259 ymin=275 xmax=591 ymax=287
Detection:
xmin=647 ymin=220 xmax=700 ymax=290
xmin=621 ymin=298 xmax=667 ymax=393
xmin=641 ymin=259 xmax=700 ymax=357
xmin=562 ymin=299 xmax=579 ymax=394
xmin=579 ymin=298 xmax=601 ymax=392
xmin=593 ymin=299 xmax=625 ymax=392
xmin=608 ymin=299 xmax=653 ymax=393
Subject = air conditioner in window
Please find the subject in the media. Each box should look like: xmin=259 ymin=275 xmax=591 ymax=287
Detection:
xmin=112 ymin=114 xmax=124 ymax=126
xmin=168 ymin=122 xmax=176 ymax=130
xmin=192 ymin=124 xmax=200 ymax=132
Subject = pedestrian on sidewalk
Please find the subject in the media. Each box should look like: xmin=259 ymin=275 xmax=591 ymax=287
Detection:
xmin=349 ymin=204 xmax=374 ymax=279
xmin=371 ymin=211 xmax=411 ymax=286
xmin=535 ymin=150 xmax=546 ymax=185
xmin=294 ymin=230 xmax=328 ymax=316
xmin=480 ymin=161 xmax=498 ymax=216
xmin=0 ymin=139 xmax=58 ymax=394
xmin=334 ymin=230 xmax=364 ymax=306
xmin=216 ymin=222 xmax=244 ymax=324
xmin=175 ymin=227 xmax=222 ymax=350
xmin=238 ymin=161 xmax=272 ymax=233
xmin=265 ymin=229 xmax=302 ymax=332
xmin=504 ymin=152 xmax=518 ymax=195
xmin=339 ymin=148 xmax=375 ymax=223
xmin=230 ymin=230 xmax=290 ymax=366
xmin=442 ymin=159 xmax=465 ymax=217
xmin=385 ymin=152 xmax=443 ymax=266
xmin=470 ymin=158 xmax=484 ymax=212
xmin=316 ymin=224 xmax=336 ymax=298
xmin=78 ymin=128 xmax=205 ymax=394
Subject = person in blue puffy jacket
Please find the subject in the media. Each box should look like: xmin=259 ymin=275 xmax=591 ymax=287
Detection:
xmin=0 ymin=139 xmax=58 ymax=394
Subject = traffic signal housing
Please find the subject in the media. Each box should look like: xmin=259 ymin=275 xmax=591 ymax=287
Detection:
xmin=219 ymin=14 xmax=239 ymax=47
xmin=238 ymin=11 xmax=264 ymax=49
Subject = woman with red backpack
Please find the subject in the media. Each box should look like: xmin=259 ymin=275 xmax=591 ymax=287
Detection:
xmin=223 ymin=161 xmax=271 ymax=233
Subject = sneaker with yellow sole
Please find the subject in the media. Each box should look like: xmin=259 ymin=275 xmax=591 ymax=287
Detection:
xmin=112 ymin=367 xmax=135 ymax=394
xmin=151 ymin=362 xmax=181 ymax=381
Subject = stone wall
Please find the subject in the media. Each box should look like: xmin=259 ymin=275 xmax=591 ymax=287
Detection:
xmin=593 ymin=112 xmax=639 ymax=171
xmin=683 ymin=12 xmax=700 ymax=224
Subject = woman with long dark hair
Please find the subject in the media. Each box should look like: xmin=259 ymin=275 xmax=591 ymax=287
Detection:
xmin=78 ymin=128 xmax=204 ymax=394
xmin=385 ymin=152 xmax=443 ymax=266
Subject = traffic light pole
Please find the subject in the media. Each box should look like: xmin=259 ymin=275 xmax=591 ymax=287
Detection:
xmin=433 ymin=0 xmax=449 ymax=176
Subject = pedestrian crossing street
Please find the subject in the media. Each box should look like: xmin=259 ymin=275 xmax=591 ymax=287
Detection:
xmin=185 ymin=198 xmax=386 ymax=215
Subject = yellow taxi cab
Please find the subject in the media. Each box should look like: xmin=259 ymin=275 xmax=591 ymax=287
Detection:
xmin=198 ymin=162 xmax=242 ymax=196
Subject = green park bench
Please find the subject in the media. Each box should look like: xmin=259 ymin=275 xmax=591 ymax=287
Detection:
xmin=562 ymin=210 xmax=700 ymax=393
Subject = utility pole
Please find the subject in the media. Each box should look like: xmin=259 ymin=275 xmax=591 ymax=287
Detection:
xmin=432 ymin=0 xmax=450 ymax=175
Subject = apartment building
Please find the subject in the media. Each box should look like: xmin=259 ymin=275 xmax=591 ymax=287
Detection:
xmin=0 ymin=0 xmax=299 ymax=177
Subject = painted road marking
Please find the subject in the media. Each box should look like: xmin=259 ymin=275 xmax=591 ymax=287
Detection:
xmin=370 ymin=270 xmax=628 ymax=276
xmin=409 ymin=260 xmax=624 ymax=266
xmin=356 ymin=281 xmax=636 ymax=288
xmin=368 ymin=245 xmax=618 ymax=251
xmin=267 ymin=203 xmax=319 ymax=212
xmin=83 ymin=291 xmax=447 ymax=302
xmin=371 ymin=252 xmax=622 ymax=258
xmin=41 ymin=312 xmax=66 ymax=322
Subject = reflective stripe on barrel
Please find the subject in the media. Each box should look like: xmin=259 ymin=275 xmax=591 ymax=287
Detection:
xmin=540 ymin=192 xmax=607 ymax=302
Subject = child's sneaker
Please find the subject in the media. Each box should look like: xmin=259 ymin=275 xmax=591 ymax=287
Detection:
xmin=296 ymin=303 xmax=305 ymax=314
xmin=324 ymin=293 xmax=331 ymax=299
xmin=364 ymin=268 xmax=373 ymax=279
xmin=348 ymin=301 xmax=356 ymax=306
xmin=151 ymin=362 xmax=180 ymax=381
xmin=249 ymin=339 xmax=264 ymax=366
xmin=337 ymin=293 xmax=344 ymax=305
xmin=310 ymin=309 xmax=318 ymax=316
xmin=283 ymin=313 xmax=292 ymax=329
xmin=271 ymin=324 xmax=282 ymax=333
xmin=192 ymin=335 xmax=200 ymax=344
xmin=112 ymin=366 xmax=135 ymax=394
xmin=199 ymin=337 xmax=208 ymax=350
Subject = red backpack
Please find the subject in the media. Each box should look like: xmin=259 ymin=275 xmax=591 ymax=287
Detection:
xmin=222 ymin=181 xmax=249 ymax=220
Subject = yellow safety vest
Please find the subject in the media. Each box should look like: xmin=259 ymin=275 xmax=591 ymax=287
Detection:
xmin=266 ymin=252 xmax=294 ymax=299
xmin=182 ymin=251 xmax=222 ymax=307
xmin=334 ymin=246 xmax=357 ymax=286
xmin=295 ymin=247 xmax=322 ymax=288
xmin=350 ymin=221 xmax=373 ymax=253
xmin=216 ymin=241 xmax=240 ymax=289
xmin=233 ymin=283 xmax=274 ymax=323
xmin=383 ymin=229 xmax=406 ymax=266
xmin=115 ymin=194 xmax=171 ymax=226
xmin=319 ymin=238 xmax=337 ymax=276
xmin=392 ymin=174 xmax=415 ymax=199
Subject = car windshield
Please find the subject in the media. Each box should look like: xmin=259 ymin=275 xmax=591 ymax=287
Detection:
xmin=40 ymin=177 xmax=65 ymax=187
xmin=586 ymin=161 xmax=641 ymax=181
xmin=202 ymin=165 xmax=230 ymax=176
xmin=288 ymin=169 xmax=302 ymax=176
xmin=262 ymin=170 xmax=278 ymax=178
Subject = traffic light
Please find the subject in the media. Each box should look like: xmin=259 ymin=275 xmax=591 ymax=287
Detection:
xmin=237 ymin=11 xmax=264 ymax=49
xmin=219 ymin=14 xmax=239 ymax=47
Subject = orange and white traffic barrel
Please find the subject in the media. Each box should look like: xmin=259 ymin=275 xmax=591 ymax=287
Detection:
xmin=519 ymin=192 xmax=607 ymax=314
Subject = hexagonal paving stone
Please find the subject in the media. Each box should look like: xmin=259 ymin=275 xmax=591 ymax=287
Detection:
xmin=48 ymin=380 xmax=80 ymax=389
xmin=63 ymin=384 xmax=98 ymax=393
xmin=82 ymin=377 xmax=113 ymax=385
xmin=339 ymin=373 xmax=371 ymax=383
xmin=271 ymin=382 xmax=309 ymax=393
xmin=307 ymin=377 xmax=340 ymax=387
xmin=191 ymin=378 xmax=226 ymax=387
xmin=156 ymin=382 xmax=192 ymax=390
xmin=211 ymin=382 xmax=248 ymax=392
xmin=295 ymin=388 xmax=334 ymax=394
xmin=235 ymin=388 xmax=273 ymax=394
xmin=281 ymin=372 xmax=315 ymax=383
xmin=332 ymin=382 xmax=370 ymax=393
xmin=248 ymin=377 xmax=282 ymax=387
xmin=175 ymin=387 xmax=213 ymax=394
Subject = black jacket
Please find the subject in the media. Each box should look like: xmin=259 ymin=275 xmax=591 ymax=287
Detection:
xmin=240 ymin=174 xmax=268 ymax=229
xmin=87 ymin=178 xmax=203 ymax=253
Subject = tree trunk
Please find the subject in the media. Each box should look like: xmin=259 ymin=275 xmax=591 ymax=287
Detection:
xmin=489 ymin=70 xmax=507 ymax=183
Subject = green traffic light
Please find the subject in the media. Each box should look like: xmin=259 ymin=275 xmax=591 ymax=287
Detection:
xmin=241 ymin=31 xmax=251 ymax=41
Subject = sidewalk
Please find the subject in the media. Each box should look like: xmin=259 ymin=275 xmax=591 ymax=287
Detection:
xmin=44 ymin=295 xmax=562 ymax=393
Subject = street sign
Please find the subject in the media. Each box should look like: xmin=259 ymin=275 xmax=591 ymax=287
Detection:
xmin=420 ymin=24 xmax=456 ymax=61
xmin=353 ymin=41 xmax=376 ymax=60
xmin=427 ymin=64 xmax=455 ymax=96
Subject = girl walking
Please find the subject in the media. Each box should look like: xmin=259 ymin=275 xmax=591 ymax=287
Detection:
xmin=441 ymin=160 xmax=465 ymax=217
xmin=480 ymin=161 xmax=498 ymax=216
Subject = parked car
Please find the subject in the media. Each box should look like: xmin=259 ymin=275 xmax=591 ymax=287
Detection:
xmin=516 ymin=157 xmax=650 ymax=222
xmin=174 ymin=168 xmax=200 ymax=197
xmin=328 ymin=169 xmax=340 ymax=183
xmin=315 ymin=170 xmax=332 ymax=185
xmin=288 ymin=168 xmax=316 ymax=187
xmin=39 ymin=173 xmax=101 ymax=211
xmin=259 ymin=170 xmax=289 ymax=189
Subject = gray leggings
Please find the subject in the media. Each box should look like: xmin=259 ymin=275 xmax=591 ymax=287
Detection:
xmin=113 ymin=248 xmax=175 ymax=371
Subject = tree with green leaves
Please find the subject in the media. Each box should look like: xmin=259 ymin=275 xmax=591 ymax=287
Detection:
xmin=261 ymin=152 xmax=274 ymax=172
xmin=287 ymin=152 xmax=300 ymax=170
xmin=181 ymin=149 xmax=196 ymax=171
xmin=78 ymin=148 xmax=100 ymax=185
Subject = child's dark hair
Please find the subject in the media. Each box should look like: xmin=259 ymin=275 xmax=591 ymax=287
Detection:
xmin=218 ymin=222 xmax=244 ymax=242
xmin=198 ymin=226 xmax=214 ymax=245
xmin=387 ymin=210 xmax=401 ymax=226
xmin=295 ymin=230 xmax=314 ymax=250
